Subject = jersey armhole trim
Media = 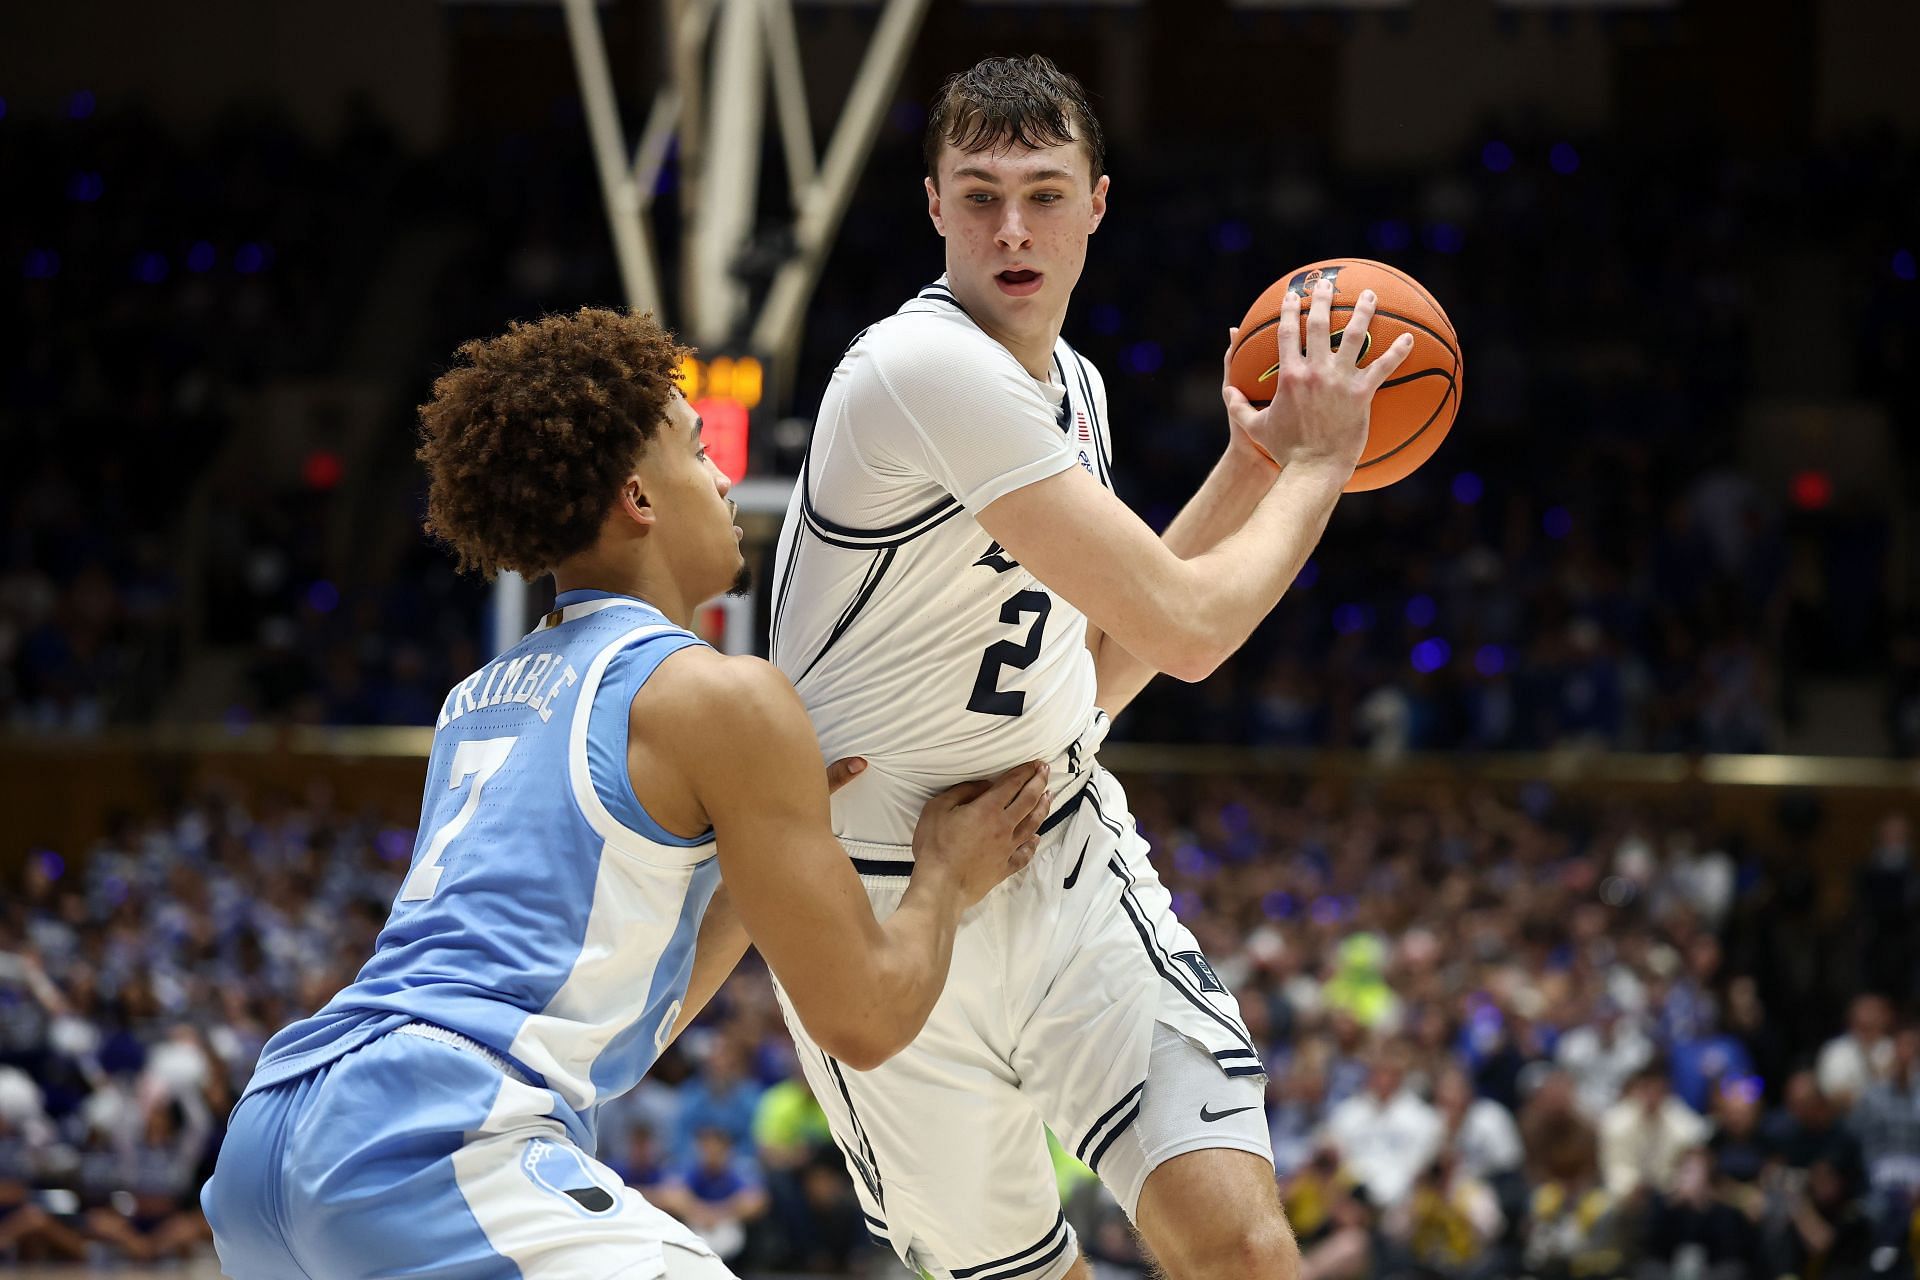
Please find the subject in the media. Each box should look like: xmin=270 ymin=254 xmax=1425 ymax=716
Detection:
xmin=570 ymin=624 xmax=717 ymax=866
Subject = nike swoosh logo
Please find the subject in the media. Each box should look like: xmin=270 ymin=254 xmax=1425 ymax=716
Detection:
xmin=1200 ymin=1103 xmax=1258 ymax=1123
xmin=1062 ymin=837 xmax=1089 ymax=890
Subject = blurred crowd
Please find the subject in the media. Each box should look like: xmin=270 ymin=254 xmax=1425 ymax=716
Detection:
xmin=2 ymin=768 xmax=1917 ymax=1277
xmin=4 ymin=94 xmax=1917 ymax=752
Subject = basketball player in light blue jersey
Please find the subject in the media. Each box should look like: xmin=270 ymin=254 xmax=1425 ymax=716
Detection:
xmin=200 ymin=308 xmax=1050 ymax=1279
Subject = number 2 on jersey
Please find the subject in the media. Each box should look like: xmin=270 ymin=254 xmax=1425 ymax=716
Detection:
xmin=966 ymin=590 xmax=1051 ymax=717
xmin=400 ymin=735 xmax=518 ymax=901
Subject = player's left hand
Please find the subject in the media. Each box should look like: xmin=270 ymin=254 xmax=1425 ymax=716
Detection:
xmin=1220 ymin=326 xmax=1268 ymax=464
xmin=826 ymin=757 xmax=867 ymax=794
xmin=1221 ymin=328 xmax=1267 ymax=458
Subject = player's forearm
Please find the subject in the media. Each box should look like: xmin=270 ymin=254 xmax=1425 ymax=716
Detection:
xmin=836 ymin=866 xmax=966 ymax=1069
xmin=1091 ymin=442 xmax=1278 ymax=712
xmin=665 ymin=886 xmax=750 ymax=1047
xmin=1156 ymin=460 xmax=1345 ymax=680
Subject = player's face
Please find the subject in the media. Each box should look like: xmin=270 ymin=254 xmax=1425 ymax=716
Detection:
xmin=636 ymin=394 xmax=746 ymax=601
xmin=925 ymin=135 xmax=1108 ymax=341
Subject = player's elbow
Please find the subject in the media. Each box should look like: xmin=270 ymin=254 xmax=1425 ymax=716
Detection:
xmin=1157 ymin=629 xmax=1232 ymax=683
xmin=809 ymin=1021 xmax=901 ymax=1073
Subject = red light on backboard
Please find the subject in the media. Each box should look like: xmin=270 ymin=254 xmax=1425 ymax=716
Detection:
xmin=1790 ymin=470 xmax=1831 ymax=511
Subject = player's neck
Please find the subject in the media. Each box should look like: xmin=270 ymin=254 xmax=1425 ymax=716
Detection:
xmin=949 ymin=278 xmax=1064 ymax=380
xmin=552 ymin=558 xmax=693 ymax=628
xmin=975 ymin=315 xmax=1060 ymax=381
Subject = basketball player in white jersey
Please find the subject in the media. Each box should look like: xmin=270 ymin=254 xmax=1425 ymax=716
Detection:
xmin=200 ymin=308 xmax=1050 ymax=1279
xmin=766 ymin=58 xmax=1413 ymax=1278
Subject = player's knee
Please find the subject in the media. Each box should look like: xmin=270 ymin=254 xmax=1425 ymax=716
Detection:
xmin=1162 ymin=1219 xmax=1298 ymax=1280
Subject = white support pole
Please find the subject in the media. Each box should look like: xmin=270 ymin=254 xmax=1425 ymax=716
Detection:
xmin=561 ymin=0 xmax=664 ymax=316
xmin=492 ymin=571 xmax=530 ymax=657
xmin=761 ymin=0 xmax=816 ymax=203
xmin=689 ymin=0 xmax=765 ymax=346
xmin=751 ymin=0 xmax=930 ymax=369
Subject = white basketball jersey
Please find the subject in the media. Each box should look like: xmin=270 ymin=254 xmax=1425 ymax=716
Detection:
xmin=771 ymin=277 xmax=1115 ymax=847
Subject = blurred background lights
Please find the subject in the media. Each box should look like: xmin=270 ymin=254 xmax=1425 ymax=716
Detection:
xmin=187 ymin=241 xmax=217 ymax=273
xmin=68 ymin=89 xmax=96 ymax=119
xmin=234 ymin=242 xmax=269 ymax=274
xmin=1451 ymin=471 xmax=1484 ymax=504
xmin=1543 ymin=505 xmax=1573 ymax=539
xmin=1474 ymin=644 xmax=1508 ymax=678
xmin=133 ymin=251 xmax=168 ymax=283
xmin=1411 ymin=637 xmax=1452 ymax=672
xmin=68 ymin=171 xmax=104 ymax=202
xmin=22 ymin=249 xmax=60 ymax=280
xmin=1550 ymin=141 xmax=1581 ymax=175
xmin=1481 ymin=140 xmax=1514 ymax=173
xmin=1895 ymin=248 xmax=1916 ymax=282
xmin=1404 ymin=594 xmax=1437 ymax=628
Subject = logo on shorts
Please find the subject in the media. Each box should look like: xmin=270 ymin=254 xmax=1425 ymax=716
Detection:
xmin=521 ymin=1137 xmax=620 ymax=1216
xmin=1171 ymin=950 xmax=1225 ymax=994
xmin=1199 ymin=1103 xmax=1258 ymax=1124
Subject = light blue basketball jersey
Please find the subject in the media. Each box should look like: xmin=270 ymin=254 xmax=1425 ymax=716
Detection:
xmin=242 ymin=589 xmax=717 ymax=1149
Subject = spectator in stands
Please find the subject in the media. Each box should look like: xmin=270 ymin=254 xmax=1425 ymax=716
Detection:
xmin=1817 ymin=993 xmax=1895 ymax=1108
xmin=1638 ymin=1146 xmax=1756 ymax=1280
xmin=658 ymin=1126 xmax=767 ymax=1267
xmin=1598 ymin=1061 xmax=1709 ymax=1201
xmin=1850 ymin=1021 xmax=1920 ymax=1255
xmin=1763 ymin=1069 xmax=1862 ymax=1182
xmin=671 ymin=1036 xmax=762 ymax=1168
xmin=1760 ymin=1156 xmax=1879 ymax=1280
xmin=1326 ymin=1046 xmax=1444 ymax=1208
xmin=1559 ymin=997 xmax=1655 ymax=1119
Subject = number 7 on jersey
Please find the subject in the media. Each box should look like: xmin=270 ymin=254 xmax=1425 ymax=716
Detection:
xmin=401 ymin=735 xmax=518 ymax=902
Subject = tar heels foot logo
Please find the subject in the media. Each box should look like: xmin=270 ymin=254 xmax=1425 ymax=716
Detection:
xmin=522 ymin=1137 xmax=621 ymax=1216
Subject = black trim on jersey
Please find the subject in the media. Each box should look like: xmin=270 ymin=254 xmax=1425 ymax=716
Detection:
xmin=796 ymin=545 xmax=896 ymax=685
xmin=1050 ymin=353 xmax=1072 ymax=434
xmin=1076 ymin=1080 xmax=1146 ymax=1162
xmin=1066 ymin=347 xmax=1114 ymax=489
xmin=1107 ymin=856 xmax=1260 ymax=1059
xmin=1214 ymin=1048 xmax=1262 ymax=1062
xmin=915 ymin=282 xmax=971 ymax=320
xmin=1223 ymin=1064 xmax=1268 ymax=1078
xmin=850 ymin=856 xmax=913 ymax=878
xmin=769 ymin=515 xmax=806 ymax=662
xmin=952 ymin=1210 xmax=1071 ymax=1280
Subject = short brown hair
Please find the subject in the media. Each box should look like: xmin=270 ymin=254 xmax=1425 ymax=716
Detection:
xmin=416 ymin=307 xmax=689 ymax=579
xmin=924 ymin=55 xmax=1104 ymax=185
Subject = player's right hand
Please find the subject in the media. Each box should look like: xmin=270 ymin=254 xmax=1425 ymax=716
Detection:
xmin=1231 ymin=278 xmax=1413 ymax=478
xmin=911 ymin=761 xmax=1050 ymax=908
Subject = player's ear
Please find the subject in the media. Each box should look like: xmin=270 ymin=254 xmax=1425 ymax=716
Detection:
xmin=1088 ymin=174 xmax=1109 ymax=234
xmin=618 ymin=476 xmax=657 ymax=530
xmin=924 ymin=176 xmax=945 ymax=236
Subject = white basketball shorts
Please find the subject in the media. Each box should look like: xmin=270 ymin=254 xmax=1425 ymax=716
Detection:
xmin=775 ymin=766 xmax=1272 ymax=1279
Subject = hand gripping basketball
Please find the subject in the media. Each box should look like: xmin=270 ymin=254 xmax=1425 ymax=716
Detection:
xmin=1222 ymin=279 xmax=1413 ymax=481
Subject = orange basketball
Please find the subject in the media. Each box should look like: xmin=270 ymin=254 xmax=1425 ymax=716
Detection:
xmin=1227 ymin=258 xmax=1462 ymax=492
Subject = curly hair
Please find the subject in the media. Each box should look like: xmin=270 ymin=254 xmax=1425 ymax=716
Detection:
xmin=416 ymin=308 xmax=689 ymax=579
xmin=924 ymin=55 xmax=1105 ymax=186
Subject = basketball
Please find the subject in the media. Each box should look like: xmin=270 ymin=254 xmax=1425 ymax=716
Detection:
xmin=1228 ymin=258 xmax=1463 ymax=492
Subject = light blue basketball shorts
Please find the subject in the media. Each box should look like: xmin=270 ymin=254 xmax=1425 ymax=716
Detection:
xmin=202 ymin=1023 xmax=729 ymax=1279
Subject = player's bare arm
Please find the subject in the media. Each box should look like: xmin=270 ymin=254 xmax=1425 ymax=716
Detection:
xmin=1083 ymin=324 xmax=1287 ymax=714
xmin=664 ymin=754 xmax=865 ymax=1045
xmin=981 ymin=279 xmax=1413 ymax=683
xmin=630 ymin=645 xmax=1049 ymax=1069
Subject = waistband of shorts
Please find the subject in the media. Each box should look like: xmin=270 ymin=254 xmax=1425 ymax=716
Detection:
xmin=847 ymin=761 xmax=1106 ymax=880
xmin=391 ymin=1020 xmax=536 ymax=1087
